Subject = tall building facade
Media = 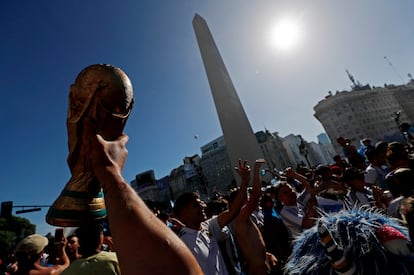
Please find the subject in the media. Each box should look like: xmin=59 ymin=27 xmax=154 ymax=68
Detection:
xmin=129 ymin=129 xmax=338 ymax=206
xmin=283 ymin=134 xmax=315 ymax=168
xmin=317 ymin=133 xmax=337 ymax=162
xmin=255 ymin=130 xmax=295 ymax=172
xmin=193 ymin=14 xmax=263 ymax=184
xmin=314 ymin=83 xmax=414 ymax=155
xmin=169 ymin=155 xmax=209 ymax=200
xmin=130 ymin=170 xmax=171 ymax=208
xmin=307 ymin=141 xmax=334 ymax=165
xmin=199 ymin=136 xmax=235 ymax=194
xmin=169 ymin=166 xmax=187 ymax=200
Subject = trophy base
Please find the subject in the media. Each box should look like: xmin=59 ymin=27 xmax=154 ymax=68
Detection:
xmin=46 ymin=189 xmax=106 ymax=227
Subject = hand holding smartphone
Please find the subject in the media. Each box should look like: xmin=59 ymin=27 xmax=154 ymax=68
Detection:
xmin=54 ymin=228 xmax=64 ymax=244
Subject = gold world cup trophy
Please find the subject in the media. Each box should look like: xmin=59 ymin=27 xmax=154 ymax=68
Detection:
xmin=46 ymin=64 xmax=134 ymax=227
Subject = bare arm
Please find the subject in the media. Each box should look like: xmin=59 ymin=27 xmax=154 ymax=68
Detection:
xmin=372 ymin=185 xmax=387 ymax=209
xmin=237 ymin=159 xmax=265 ymax=221
xmin=283 ymin=168 xmax=318 ymax=228
xmin=217 ymin=159 xmax=250 ymax=228
xmin=284 ymin=167 xmax=309 ymax=189
xmin=266 ymin=169 xmax=286 ymax=181
xmin=301 ymin=193 xmax=317 ymax=229
xmin=37 ymin=241 xmax=70 ymax=275
xmin=55 ymin=236 xmax=70 ymax=271
xmin=85 ymin=120 xmax=202 ymax=275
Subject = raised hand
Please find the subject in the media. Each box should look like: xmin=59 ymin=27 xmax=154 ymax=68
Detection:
xmin=84 ymin=118 xmax=129 ymax=187
xmin=284 ymin=167 xmax=295 ymax=178
xmin=235 ymin=159 xmax=251 ymax=182
xmin=254 ymin=159 xmax=266 ymax=170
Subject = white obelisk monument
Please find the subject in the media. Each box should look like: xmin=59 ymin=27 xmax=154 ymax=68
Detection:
xmin=192 ymin=14 xmax=263 ymax=184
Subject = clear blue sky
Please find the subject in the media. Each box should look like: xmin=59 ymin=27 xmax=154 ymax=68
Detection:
xmin=1 ymin=0 xmax=414 ymax=235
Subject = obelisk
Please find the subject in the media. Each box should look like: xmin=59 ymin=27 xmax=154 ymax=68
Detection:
xmin=192 ymin=14 xmax=263 ymax=184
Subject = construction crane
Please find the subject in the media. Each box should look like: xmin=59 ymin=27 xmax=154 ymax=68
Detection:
xmin=384 ymin=56 xmax=404 ymax=83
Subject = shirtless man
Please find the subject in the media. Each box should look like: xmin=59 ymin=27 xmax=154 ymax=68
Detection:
xmin=229 ymin=159 xmax=278 ymax=274
xmin=65 ymin=235 xmax=82 ymax=262
xmin=85 ymin=119 xmax=202 ymax=274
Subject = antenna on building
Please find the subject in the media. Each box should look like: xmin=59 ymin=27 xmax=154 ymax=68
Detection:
xmin=384 ymin=56 xmax=404 ymax=83
xmin=346 ymin=69 xmax=361 ymax=88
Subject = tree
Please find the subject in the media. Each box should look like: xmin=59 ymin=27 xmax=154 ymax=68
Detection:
xmin=0 ymin=216 xmax=36 ymax=259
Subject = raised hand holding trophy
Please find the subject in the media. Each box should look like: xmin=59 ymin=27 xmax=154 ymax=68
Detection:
xmin=46 ymin=64 xmax=134 ymax=226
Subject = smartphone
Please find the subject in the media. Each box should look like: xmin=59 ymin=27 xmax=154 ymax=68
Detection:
xmin=54 ymin=228 xmax=64 ymax=244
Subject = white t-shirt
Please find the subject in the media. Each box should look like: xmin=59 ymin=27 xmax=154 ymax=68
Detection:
xmin=179 ymin=216 xmax=229 ymax=275
xmin=347 ymin=189 xmax=371 ymax=208
xmin=387 ymin=196 xmax=404 ymax=219
xmin=365 ymin=164 xmax=388 ymax=190
xmin=316 ymin=196 xmax=344 ymax=213
xmin=280 ymin=205 xmax=304 ymax=238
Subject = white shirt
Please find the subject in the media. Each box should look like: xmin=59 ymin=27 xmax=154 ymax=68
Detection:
xmin=365 ymin=164 xmax=388 ymax=190
xmin=280 ymin=205 xmax=304 ymax=238
xmin=316 ymin=196 xmax=344 ymax=213
xmin=387 ymin=196 xmax=404 ymax=219
xmin=179 ymin=216 xmax=229 ymax=275
xmin=347 ymin=189 xmax=372 ymax=208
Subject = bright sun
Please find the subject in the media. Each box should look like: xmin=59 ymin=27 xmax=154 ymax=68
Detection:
xmin=269 ymin=17 xmax=302 ymax=51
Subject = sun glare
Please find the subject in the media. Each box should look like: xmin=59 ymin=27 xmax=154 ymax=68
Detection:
xmin=269 ymin=17 xmax=302 ymax=51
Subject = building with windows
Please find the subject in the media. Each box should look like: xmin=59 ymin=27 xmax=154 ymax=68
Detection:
xmin=168 ymin=155 xmax=209 ymax=200
xmin=199 ymin=136 xmax=235 ymax=195
xmin=255 ymin=130 xmax=295 ymax=172
xmin=169 ymin=166 xmax=187 ymax=200
xmin=317 ymin=133 xmax=337 ymax=163
xmin=130 ymin=170 xmax=172 ymax=209
xmin=314 ymin=82 xmax=414 ymax=155
xmin=130 ymin=129 xmax=339 ymax=206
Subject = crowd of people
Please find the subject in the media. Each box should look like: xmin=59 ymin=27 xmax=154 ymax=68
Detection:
xmin=4 ymin=129 xmax=414 ymax=274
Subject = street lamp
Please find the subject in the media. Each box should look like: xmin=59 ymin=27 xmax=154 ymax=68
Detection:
xmin=298 ymin=136 xmax=311 ymax=168
xmin=15 ymin=208 xmax=42 ymax=214
xmin=392 ymin=110 xmax=414 ymax=148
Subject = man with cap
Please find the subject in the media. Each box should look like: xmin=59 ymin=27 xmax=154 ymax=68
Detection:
xmin=14 ymin=233 xmax=69 ymax=274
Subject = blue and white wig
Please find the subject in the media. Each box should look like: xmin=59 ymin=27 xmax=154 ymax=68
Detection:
xmin=285 ymin=207 xmax=414 ymax=274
